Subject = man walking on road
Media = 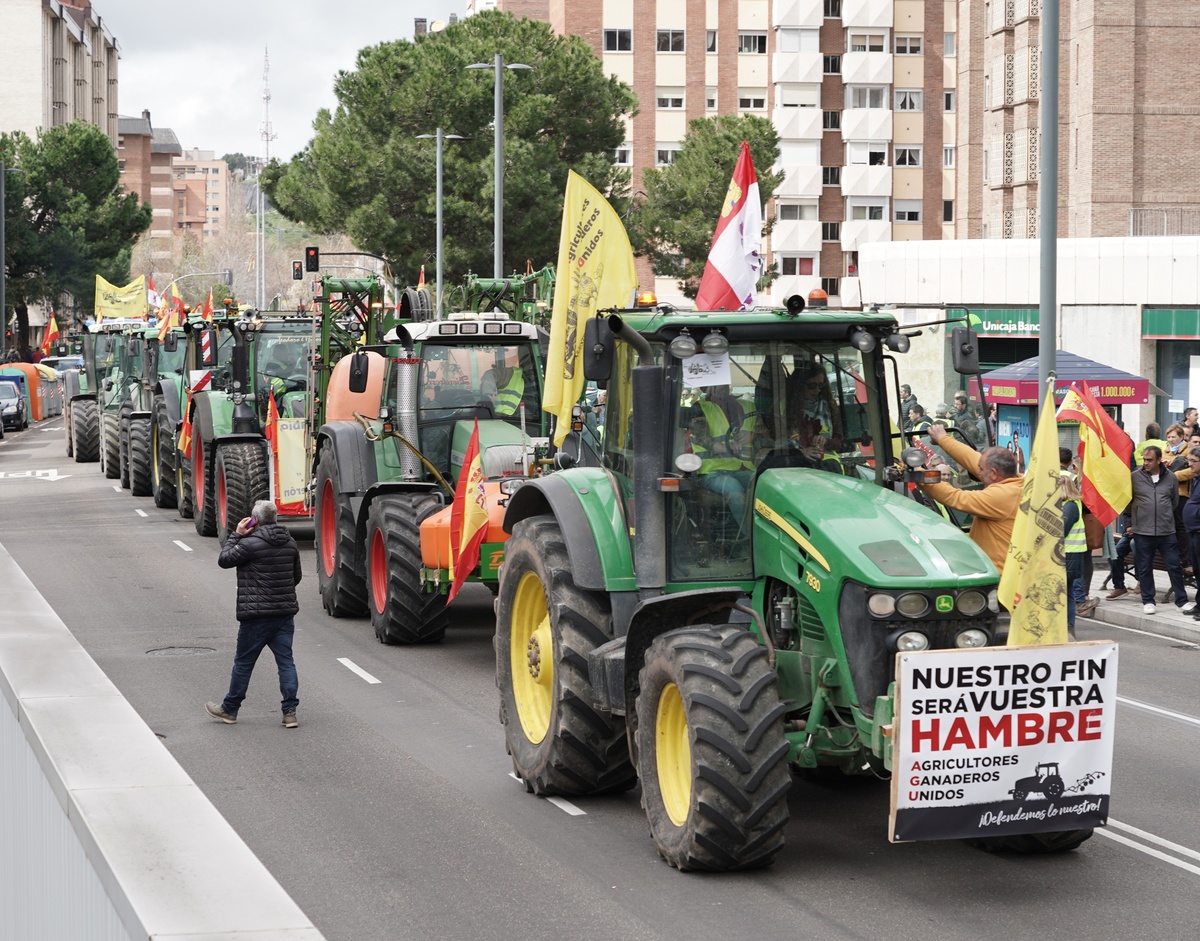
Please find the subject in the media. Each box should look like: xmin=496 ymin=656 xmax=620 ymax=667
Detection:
xmin=206 ymin=500 xmax=303 ymax=728
xmin=1128 ymin=446 xmax=1194 ymax=616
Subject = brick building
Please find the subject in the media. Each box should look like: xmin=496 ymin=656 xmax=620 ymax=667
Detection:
xmin=117 ymin=111 xmax=182 ymax=262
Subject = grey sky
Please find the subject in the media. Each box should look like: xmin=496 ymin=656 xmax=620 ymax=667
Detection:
xmin=99 ymin=0 xmax=466 ymax=161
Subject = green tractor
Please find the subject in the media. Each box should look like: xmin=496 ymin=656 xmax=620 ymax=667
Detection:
xmin=459 ymin=264 xmax=555 ymax=330
xmin=62 ymin=319 xmax=146 ymax=466
xmin=313 ymin=312 xmax=548 ymax=643
xmin=120 ymin=321 xmax=188 ymax=500
xmin=494 ymin=299 xmax=1090 ymax=870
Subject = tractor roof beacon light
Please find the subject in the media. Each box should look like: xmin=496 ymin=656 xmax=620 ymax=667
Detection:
xmin=806 ymin=288 xmax=828 ymax=309
xmin=636 ymin=291 xmax=658 ymax=307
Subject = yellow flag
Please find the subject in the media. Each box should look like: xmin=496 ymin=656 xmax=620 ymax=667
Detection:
xmin=94 ymin=275 xmax=147 ymax=321
xmin=999 ymin=383 xmax=1069 ymax=646
xmin=543 ymin=171 xmax=638 ymax=446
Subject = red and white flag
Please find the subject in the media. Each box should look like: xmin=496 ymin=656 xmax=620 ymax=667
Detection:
xmin=694 ymin=140 xmax=763 ymax=311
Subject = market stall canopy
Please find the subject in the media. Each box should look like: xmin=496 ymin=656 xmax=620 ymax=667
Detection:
xmin=972 ymin=351 xmax=1165 ymax=405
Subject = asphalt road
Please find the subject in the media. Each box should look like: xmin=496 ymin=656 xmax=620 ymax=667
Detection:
xmin=3 ymin=419 xmax=1199 ymax=941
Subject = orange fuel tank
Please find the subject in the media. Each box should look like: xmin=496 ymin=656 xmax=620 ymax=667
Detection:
xmin=420 ymin=478 xmax=511 ymax=569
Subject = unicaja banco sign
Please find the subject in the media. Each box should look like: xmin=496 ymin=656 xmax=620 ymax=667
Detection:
xmin=970 ymin=309 xmax=1040 ymax=337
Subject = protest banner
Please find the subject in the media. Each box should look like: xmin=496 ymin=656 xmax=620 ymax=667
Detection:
xmin=890 ymin=641 xmax=1117 ymax=842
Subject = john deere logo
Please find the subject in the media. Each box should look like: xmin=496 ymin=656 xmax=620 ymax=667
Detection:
xmin=935 ymin=595 xmax=954 ymax=613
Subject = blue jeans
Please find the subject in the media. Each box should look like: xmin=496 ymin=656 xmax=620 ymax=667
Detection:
xmin=1066 ymin=553 xmax=1085 ymax=626
xmin=1109 ymin=533 xmax=1132 ymax=589
xmin=222 ymin=616 xmax=298 ymax=716
xmin=1132 ymin=533 xmax=1187 ymax=607
xmin=700 ymin=470 xmax=753 ymax=535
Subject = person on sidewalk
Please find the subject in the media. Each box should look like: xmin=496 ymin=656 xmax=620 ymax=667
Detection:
xmin=920 ymin=424 xmax=1023 ymax=576
xmin=206 ymin=499 xmax=303 ymax=728
xmin=1105 ymin=514 xmax=1134 ymax=600
xmin=1061 ymin=473 xmax=1088 ymax=637
xmin=1128 ymin=446 xmax=1194 ymax=616
xmin=1183 ymin=447 xmax=1200 ymax=622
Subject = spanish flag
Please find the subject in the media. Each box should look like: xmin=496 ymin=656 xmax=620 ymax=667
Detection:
xmin=447 ymin=420 xmax=489 ymax=603
xmin=1056 ymin=382 xmax=1132 ymax=527
xmin=999 ymin=383 xmax=1069 ymax=646
xmin=543 ymin=171 xmax=638 ymax=446
xmin=40 ymin=314 xmax=59 ymax=356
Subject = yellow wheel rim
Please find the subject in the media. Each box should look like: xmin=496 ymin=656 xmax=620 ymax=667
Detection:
xmin=511 ymin=571 xmax=553 ymax=744
xmin=656 ymin=682 xmax=691 ymax=826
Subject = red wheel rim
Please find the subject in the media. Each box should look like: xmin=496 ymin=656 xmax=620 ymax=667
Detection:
xmin=319 ymin=479 xmax=336 ymax=578
xmin=370 ymin=527 xmax=387 ymax=614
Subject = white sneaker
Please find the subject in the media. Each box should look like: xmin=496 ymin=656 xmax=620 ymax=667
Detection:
xmin=1183 ymin=602 xmax=1197 ymax=615
xmin=1143 ymin=603 xmax=1156 ymax=614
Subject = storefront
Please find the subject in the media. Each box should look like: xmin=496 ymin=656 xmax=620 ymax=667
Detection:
xmin=1143 ymin=309 xmax=1200 ymax=426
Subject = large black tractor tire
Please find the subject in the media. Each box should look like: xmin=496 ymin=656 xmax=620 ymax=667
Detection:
xmin=365 ymin=493 xmax=449 ymax=644
xmin=64 ymin=403 xmax=73 ymax=457
xmin=72 ymin=399 xmax=99 ymax=463
xmin=496 ymin=515 xmax=637 ymax=797
xmin=191 ymin=431 xmax=216 ymax=537
xmin=965 ymin=830 xmax=1094 ymax=854
xmin=315 ymin=444 xmax=368 ymax=617
xmin=635 ymin=624 xmax=791 ymax=871
xmin=100 ymin=412 xmax=121 ymax=479
xmin=117 ymin=405 xmax=133 ymax=489
xmin=215 ymin=442 xmax=269 ymax=545
xmin=128 ymin=418 xmax=154 ymax=497
xmin=151 ymin=397 xmax=177 ymax=509
xmin=176 ymin=456 xmax=194 ymax=519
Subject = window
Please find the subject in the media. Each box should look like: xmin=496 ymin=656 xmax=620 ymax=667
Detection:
xmin=943 ymin=200 xmax=955 ymax=223
xmin=895 ymin=90 xmax=923 ymax=112
xmin=945 ymin=32 xmax=956 ymax=56
xmin=823 ymin=110 xmax=841 ymax=129
xmin=777 ymin=201 xmax=817 ymax=221
xmin=706 ymin=87 xmax=717 ymax=110
xmin=603 ymin=29 xmax=631 ymax=52
xmin=822 ymin=221 xmax=841 ymax=240
xmin=848 ymin=142 xmax=887 ymax=165
xmin=850 ymin=203 xmax=885 ymax=220
xmin=943 ymin=146 xmax=955 ymax=167
xmin=613 ymin=145 xmax=632 ymax=166
xmin=739 ymin=32 xmax=767 ymax=54
xmin=944 ymin=90 xmax=956 ymax=112
xmin=849 ymin=86 xmax=886 ymax=109
xmin=821 ymin=277 xmax=840 ymax=296
xmin=823 ymin=55 xmax=841 ymax=74
xmin=822 ymin=166 xmax=841 ymax=185
xmin=656 ymin=88 xmax=685 ymax=109
xmin=895 ymin=146 xmax=921 ymax=167
xmin=894 ymin=200 xmax=921 ymax=222
xmin=656 ymin=29 xmax=685 ymax=52
xmin=895 ymin=34 xmax=922 ymax=55
xmin=984 ymin=75 xmax=991 ymax=107
xmin=656 ymin=146 xmax=679 ymax=166
xmin=778 ymin=84 xmax=820 ymax=108
xmin=706 ymin=30 xmax=717 ymax=53
xmin=780 ymin=256 xmax=815 ymax=276
xmin=738 ymin=90 xmax=767 ymax=110
xmin=824 ymin=0 xmax=841 ymax=16
xmin=849 ymin=33 xmax=884 ymax=52
xmin=982 ymin=150 xmax=989 ymax=182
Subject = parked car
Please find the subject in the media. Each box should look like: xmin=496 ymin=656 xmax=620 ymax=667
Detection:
xmin=0 ymin=379 xmax=28 ymax=431
xmin=39 ymin=354 xmax=84 ymax=373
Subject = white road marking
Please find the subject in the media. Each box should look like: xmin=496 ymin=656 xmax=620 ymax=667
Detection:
xmin=1108 ymin=819 xmax=1200 ymax=864
xmin=337 ymin=657 xmax=381 ymax=684
xmin=135 ymin=509 xmax=148 ymax=517
xmin=1117 ymin=696 xmax=1200 ymax=729
xmin=173 ymin=540 xmax=192 ymax=552
xmin=546 ymin=797 xmax=587 ymax=816
xmin=1098 ymin=621 xmax=1200 ymax=646
xmin=1096 ymin=828 xmax=1200 ymax=878
xmin=113 ymin=485 xmax=121 ymax=492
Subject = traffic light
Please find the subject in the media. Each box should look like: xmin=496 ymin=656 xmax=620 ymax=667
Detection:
xmin=305 ymin=246 xmax=320 ymax=272
xmin=292 ymin=261 xmax=304 ymax=280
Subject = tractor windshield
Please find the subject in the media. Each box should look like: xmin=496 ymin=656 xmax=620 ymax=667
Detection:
xmin=417 ymin=342 xmax=540 ymax=424
xmin=255 ymin=334 xmax=312 ymax=421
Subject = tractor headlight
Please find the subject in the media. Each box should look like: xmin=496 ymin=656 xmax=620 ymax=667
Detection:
xmin=895 ymin=592 xmax=930 ymax=618
xmin=987 ymin=589 xmax=999 ymax=613
xmin=867 ymin=593 xmax=896 ymax=617
xmin=891 ymin=630 xmax=930 ymax=652
xmin=955 ymin=628 xmax=990 ymax=649
xmin=957 ymin=590 xmax=988 ymax=617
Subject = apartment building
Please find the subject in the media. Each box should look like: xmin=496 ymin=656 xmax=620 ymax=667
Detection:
xmin=173 ymin=150 xmax=233 ymax=240
xmin=0 ymin=0 xmax=120 ymax=144
xmin=117 ymin=111 xmax=182 ymax=261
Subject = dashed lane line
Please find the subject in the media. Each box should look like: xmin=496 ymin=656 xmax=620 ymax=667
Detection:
xmin=337 ymin=657 xmax=381 ymax=684
xmin=1117 ymin=696 xmax=1200 ymax=729
xmin=507 ymin=773 xmax=587 ymax=816
xmin=112 ymin=485 xmax=121 ymax=492
xmin=135 ymin=508 xmax=148 ymax=517
xmin=173 ymin=540 xmax=192 ymax=552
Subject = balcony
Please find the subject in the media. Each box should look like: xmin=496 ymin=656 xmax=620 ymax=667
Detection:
xmin=841 ymin=219 xmax=891 ymax=251
xmin=842 ymin=0 xmax=895 ymax=29
xmin=773 ymin=0 xmax=822 ymax=27
xmin=771 ymin=219 xmax=822 ymax=253
xmin=772 ymin=164 xmax=823 ymax=197
xmin=773 ymin=51 xmax=822 ymax=84
xmin=841 ymin=52 xmax=893 ymax=86
xmin=841 ymin=164 xmax=892 ymax=197
xmin=841 ymin=107 xmax=893 ymax=142
xmin=773 ymin=106 xmax=822 ymax=140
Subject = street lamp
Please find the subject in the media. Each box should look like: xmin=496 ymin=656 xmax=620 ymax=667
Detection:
xmin=465 ymin=55 xmax=533 ymax=280
xmin=0 ymin=161 xmax=22 ymax=358
xmin=417 ymin=129 xmax=465 ymax=318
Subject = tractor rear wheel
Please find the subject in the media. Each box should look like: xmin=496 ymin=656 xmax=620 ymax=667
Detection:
xmin=216 ymin=442 xmax=269 ymax=544
xmin=129 ymin=418 xmax=153 ymax=497
xmin=64 ymin=403 xmax=73 ymax=456
xmin=366 ymin=493 xmax=448 ymax=644
xmin=966 ymin=829 xmax=1094 ymax=854
xmin=118 ymin=405 xmax=133 ymax=489
xmin=191 ymin=431 xmax=216 ymax=537
xmin=315 ymin=444 xmax=368 ymax=617
xmin=72 ymin=399 xmax=99 ymax=463
xmin=635 ymin=624 xmax=791 ymax=871
xmin=100 ymin=412 xmax=120 ymax=479
xmin=496 ymin=515 xmax=636 ymax=796
xmin=152 ymin=397 xmax=177 ymax=509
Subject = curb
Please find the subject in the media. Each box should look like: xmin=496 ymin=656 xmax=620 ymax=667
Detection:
xmin=1082 ymin=603 xmax=1200 ymax=645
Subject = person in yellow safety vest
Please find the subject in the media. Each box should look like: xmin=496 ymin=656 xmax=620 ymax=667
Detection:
xmin=683 ymin=394 xmax=755 ymax=533
xmin=482 ymin=364 xmax=525 ymax=416
xmin=1060 ymin=472 xmax=1088 ymax=638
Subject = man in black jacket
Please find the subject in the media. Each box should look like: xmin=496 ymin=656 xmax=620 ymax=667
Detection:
xmin=206 ymin=500 xmax=304 ymax=727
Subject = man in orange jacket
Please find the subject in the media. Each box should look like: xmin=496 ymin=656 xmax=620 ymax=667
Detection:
xmin=919 ymin=424 xmax=1023 ymax=576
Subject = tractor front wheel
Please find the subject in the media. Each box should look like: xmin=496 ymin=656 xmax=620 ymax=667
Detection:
xmin=496 ymin=515 xmax=636 ymax=796
xmin=152 ymin=397 xmax=177 ymax=509
xmin=216 ymin=443 xmax=269 ymax=544
xmin=72 ymin=399 xmax=99 ymax=463
xmin=635 ymin=624 xmax=791 ymax=871
xmin=966 ymin=830 xmax=1093 ymax=854
xmin=192 ymin=431 xmax=216 ymax=537
xmin=100 ymin=412 xmax=120 ymax=479
xmin=366 ymin=493 xmax=448 ymax=644
xmin=315 ymin=444 xmax=368 ymax=617
xmin=117 ymin=405 xmax=133 ymax=489
xmin=64 ymin=403 xmax=73 ymax=457
xmin=128 ymin=417 xmax=153 ymax=497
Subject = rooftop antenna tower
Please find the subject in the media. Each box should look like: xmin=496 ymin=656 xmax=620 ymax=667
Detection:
xmin=256 ymin=46 xmax=277 ymax=309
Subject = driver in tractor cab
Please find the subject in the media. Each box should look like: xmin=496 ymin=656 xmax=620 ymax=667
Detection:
xmin=785 ymin=364 xmax=844 ymax=472
xmin=263 ymin=343 xmax=306 ymax=407
xmin=683 ymin=386 xmax=755 ymax=535
xmin=481 ymin=362 xmax=525 ymax=416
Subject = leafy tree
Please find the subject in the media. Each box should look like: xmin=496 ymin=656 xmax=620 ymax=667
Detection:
xmin=221 ymin=152 xmax=253 ymax=175
xmin=626 ymin=115 xmax=784 ymax=300
xmin=1 ymin=122 xmax=151 ymax=342
xmin=263 ymin=10 xmax=636 ymax=284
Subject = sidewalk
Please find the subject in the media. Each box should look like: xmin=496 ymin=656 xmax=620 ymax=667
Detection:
xmin=1078 ymin=564 xmax=1200 ymax=645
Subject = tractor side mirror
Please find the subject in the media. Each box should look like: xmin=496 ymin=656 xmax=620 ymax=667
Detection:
xmin=348 ymin=351 xmax=370 ymax=394
xmin=582 ymin=318 xmax=613 ymax=382
xmin=951 ymin=327 xmax=980 ymax=375
xmin=162 ymin=334 xmax=178 ymax=353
